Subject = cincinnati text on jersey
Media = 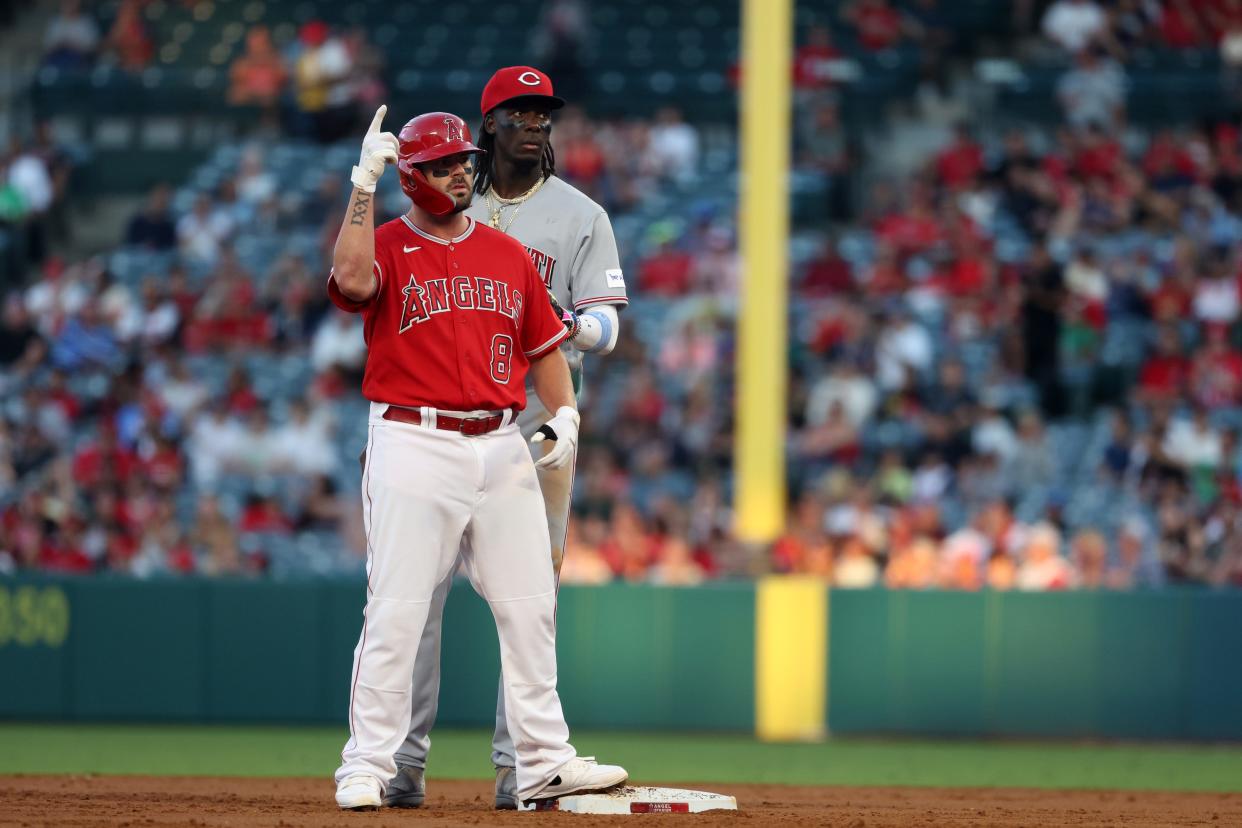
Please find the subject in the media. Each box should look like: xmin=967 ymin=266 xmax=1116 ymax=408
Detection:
xmin=525 ymin=245 xmax=557 ymax=287
xmin=398 ymin=274 xmax=526 ymax=334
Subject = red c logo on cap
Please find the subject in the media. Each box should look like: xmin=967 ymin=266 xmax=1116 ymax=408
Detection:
xmin=517 ymin=71 xmax=541 ymax=86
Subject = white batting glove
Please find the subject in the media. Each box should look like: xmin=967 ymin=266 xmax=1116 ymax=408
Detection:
xmin=531 ymin=406 xmax=580 ymax=470
xmin=350 ymin=105 xmax=399 ymax=194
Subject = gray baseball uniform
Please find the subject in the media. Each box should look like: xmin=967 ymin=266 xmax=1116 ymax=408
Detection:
xmin=397 ymin=174 xmax=627 ymax=772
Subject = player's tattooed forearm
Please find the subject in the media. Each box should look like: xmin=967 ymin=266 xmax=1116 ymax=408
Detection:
xmin=350 ymin=192 xmax=371 ymax=225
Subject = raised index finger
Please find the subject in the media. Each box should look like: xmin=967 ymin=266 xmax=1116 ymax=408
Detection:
xmin=367 ymin=105 xmax=387 ymax=135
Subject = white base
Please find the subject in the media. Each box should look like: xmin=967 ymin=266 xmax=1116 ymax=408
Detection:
xmin=520 ymin=786 xmax=738 ymax=814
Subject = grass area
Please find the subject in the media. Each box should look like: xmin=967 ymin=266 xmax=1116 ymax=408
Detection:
xmin=2 ymin=724 xmax=1242 ymax=792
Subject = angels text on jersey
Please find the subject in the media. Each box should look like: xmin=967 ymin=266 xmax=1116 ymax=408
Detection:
xmin=398 ymin=274 xmax=526 ymax=334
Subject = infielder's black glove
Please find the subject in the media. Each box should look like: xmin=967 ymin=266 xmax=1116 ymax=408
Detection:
xmin=546 ymin=288 xmax=580 ymax=340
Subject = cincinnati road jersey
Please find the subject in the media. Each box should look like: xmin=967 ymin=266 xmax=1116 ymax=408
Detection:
xmin=466 ymin=176 xmax=628 ymax=391
xmin=327 ymin=215 xmax=569 ymax=411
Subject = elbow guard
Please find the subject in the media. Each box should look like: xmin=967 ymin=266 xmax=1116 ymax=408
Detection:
xmin=571 ymin=304 xmax=620 ymax=354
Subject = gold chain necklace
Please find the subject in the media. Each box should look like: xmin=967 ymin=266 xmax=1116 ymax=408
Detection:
xmin=486 ymin=176 xmax=546 ymax=234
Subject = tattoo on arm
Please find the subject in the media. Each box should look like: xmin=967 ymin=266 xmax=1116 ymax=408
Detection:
xmin=349 ymin=191 xmax=371 ymax=226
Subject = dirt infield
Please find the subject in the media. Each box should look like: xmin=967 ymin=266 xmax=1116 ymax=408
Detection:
xmin=2 ymin=775 xmax=1240 ymax=827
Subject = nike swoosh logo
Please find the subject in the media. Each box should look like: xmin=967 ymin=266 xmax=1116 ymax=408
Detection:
xmin=404 ymin=245 xmax=420 ymax=253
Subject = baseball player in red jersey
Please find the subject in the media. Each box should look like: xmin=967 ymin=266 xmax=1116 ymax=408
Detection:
xmin=388 ymin=66 xmax=628 ymax=811
xmin=329 ymin=105 xmax=627 ymax=810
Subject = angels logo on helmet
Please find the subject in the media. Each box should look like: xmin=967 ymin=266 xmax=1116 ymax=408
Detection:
xmin=396 ymin=112 xmax=485 ymax=214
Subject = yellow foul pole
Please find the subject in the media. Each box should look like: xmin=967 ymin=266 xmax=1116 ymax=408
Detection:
xmin=735 ymin=0 xmax=791 ymax=544
xmin=738 ymin=0 xmax=823 ymax=745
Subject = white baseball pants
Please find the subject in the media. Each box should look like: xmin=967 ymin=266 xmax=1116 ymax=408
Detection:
xmin=399 ymin=401 xmax=575 ymax=771
xmin=335 ymin=403 xmax=575 ymax=801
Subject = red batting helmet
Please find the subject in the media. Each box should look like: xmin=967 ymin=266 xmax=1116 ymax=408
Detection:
xmin=396 ymin=112 xmax=484 ymax=214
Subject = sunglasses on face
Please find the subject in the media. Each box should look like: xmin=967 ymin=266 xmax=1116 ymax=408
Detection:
xmin=423 ymin=155 xmax=476 ymax=178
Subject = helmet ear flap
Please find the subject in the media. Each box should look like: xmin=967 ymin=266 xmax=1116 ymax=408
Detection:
xmin=403 ymin=165 xmax=457 ymax=216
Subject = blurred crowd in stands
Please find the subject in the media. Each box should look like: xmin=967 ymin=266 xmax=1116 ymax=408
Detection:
xmin=6 ymin=0 xmax=1242 ymax=589
xmin=0 ymin=120 xmax=75 ymax=287
xmin=0 ymin=231 xmax=355 ymax=577
xmin=40 ymin=0 xmax=386 ymax=143
xmin=34 ymin=0 xmax=601 ymax=143
xmin=1036 ymin=0 xmax=1242 ymax=59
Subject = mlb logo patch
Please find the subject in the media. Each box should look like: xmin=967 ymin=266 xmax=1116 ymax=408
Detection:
xmin=606 ymin=269 xmax=625 ymax=288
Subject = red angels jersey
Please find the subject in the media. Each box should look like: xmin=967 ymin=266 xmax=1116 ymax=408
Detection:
xmin=327 ymin=215 xmax=570 ymax=411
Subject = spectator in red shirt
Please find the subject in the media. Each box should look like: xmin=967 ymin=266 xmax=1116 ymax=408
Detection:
xmin=72 ymin=425 xmax=138 ymax=487
xmin=183 ymin=248 xmax=272 ymax=350
xmin=618 ymin=366 xmax=666 ymax=426
xmin=41 ymin=525 xmax=94 ymax=574
xmin=1162 ymin=0 xmax=1209 ymax=48
xmin=875 ymin=202 xmax=942 ymax=255
xmin=223 ymin=365 xmax=260 ymax=415
xmin=800 ymin=238 xmax=855 ymax=295
xmin=793 ymin=25 xmax=843 ymax=90
xmin=600 ymin=502 xmax=661 ymax=581
xmin=139 ymin=433 xmax=184 ymax=492
xmin=842 ymin=0 xmax=907 ymax=51
xmin=771 ymin=492 xmax=832 ymax=574
xmin=44 ymin=369 xmax=80 ymax=420
xmin=935 ymin=124 xmax=984 ymax=190
xmin=1191 ymin=322 xmax=1242 ymax=407
xmin=860 ymin=242 xmax=906 ymax=294
xmin=163 ymin=534 xmax=197 ymax=574
xmin=554 ymin=107 xmax=608 ymax=193
xmin=116 ymin=479 xmax=159 ymax=537
xmin=165 ymin=264 xmax=200 ymax=322
xmin=1138 ymin=324 xmax=1192 ymax=401
xmin=87 ymin=487 xmax=122 ymax=531
xmin=637 ymin=240 xmax=694 ymax=296
xmin=937 ymin=244 xmax=991 ymax=297
xmin=1210 ymin=125 xmax=1242 ymax=205
xmin=1148 ymin=267 xmax=1196 ymax=323
xmin=1207 ymin=0 xmax=1242 ymax=40
xmin=1143 ymin=130 xmax=1198 ymax=179
xmin=1073 ymin=125 xmax=1123 ymax=181
xmin=104 ymin=527 xmax=140 ymax=571
xmin=239 ymin=494 xmax=293 ymax=535
xmin=103 ymin=0 xmax=152 ymax=73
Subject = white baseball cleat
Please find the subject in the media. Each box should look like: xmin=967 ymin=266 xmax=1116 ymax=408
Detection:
xmin=335 ymin=773 xmax=383 ymax=810
xmin=527 ymin=756 xmax=628 ymax=802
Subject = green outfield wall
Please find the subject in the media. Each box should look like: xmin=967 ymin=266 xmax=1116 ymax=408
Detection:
xmin=0 ymin=578 xmax=754 ymax=730
xmin=827 ymin=589 xmax=1242 ymax=740
xmin=2 ymin=578 xmax=1241 ymax=740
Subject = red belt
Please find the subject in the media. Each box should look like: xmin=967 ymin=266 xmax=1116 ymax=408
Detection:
xmin=382 ymin=406 xmax=508 ymax=436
